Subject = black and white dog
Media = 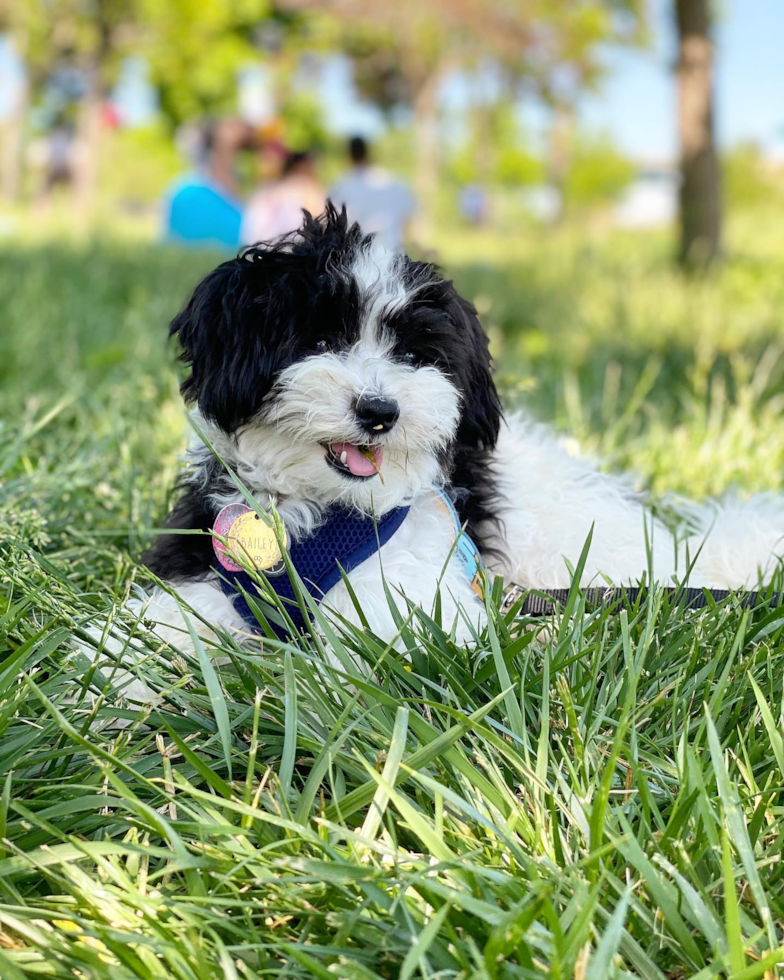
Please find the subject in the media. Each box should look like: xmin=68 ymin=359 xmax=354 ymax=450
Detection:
xmin=137 ymin=204 xmax=784 ymax=652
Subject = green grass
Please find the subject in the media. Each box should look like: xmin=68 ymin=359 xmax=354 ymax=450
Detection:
xmin=3 ymin=216 xmax=784 ymax=978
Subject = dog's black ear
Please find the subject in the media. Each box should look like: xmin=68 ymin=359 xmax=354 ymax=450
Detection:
xmin=170 ymin=256 xmax=282 ymax=431
xmin=446 ymin=290 xmax=502 ymax=451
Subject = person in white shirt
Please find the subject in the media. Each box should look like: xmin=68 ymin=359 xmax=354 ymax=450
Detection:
xmin=329 ymin=137 xmax=416 ymax=251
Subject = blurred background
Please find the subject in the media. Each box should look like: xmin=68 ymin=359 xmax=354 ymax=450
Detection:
xmin=3 ymin=0 xmax=784 ymax=545
xmin=1 ymin=0 xmax=779 ymax=258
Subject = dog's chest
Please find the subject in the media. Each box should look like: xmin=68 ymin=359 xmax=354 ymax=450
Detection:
xmin=322 ymin=492 xmax=485 ymax=639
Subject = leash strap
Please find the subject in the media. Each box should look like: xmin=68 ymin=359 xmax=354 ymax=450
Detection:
xmin=502 ymin=584 xmax=782 ymax=617
xmin=217 ymin=504 xmax=410 ymax=637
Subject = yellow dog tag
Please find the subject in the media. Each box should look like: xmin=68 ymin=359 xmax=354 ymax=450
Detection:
xmin=213 ymin=503 xmax=287 ymax=575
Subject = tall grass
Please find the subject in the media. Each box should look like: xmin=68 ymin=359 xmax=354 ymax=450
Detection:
xmin=3 ymin=218 xmax=784 ymax=978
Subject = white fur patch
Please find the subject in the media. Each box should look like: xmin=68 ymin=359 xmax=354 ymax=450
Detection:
xmin=347 ymin=238 xmax=410 ymax=345
xmin=321 ymin=489 xmax=485 ymax=644
xmin=192 ymin=347 xmax=460 ymax=528
xmin=486 ymin=412 xmax=784 ymax=589
xmin=74 ymin=579 xmax=250 ymax=721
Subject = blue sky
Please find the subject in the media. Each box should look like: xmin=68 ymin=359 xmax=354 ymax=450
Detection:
xmin=4 ymin=0 xmax=783 ymax=160
xmin=582 ymin=0 xmax=784 ymax=159
xmin=321 ymin=0 xmax=784 ymax=162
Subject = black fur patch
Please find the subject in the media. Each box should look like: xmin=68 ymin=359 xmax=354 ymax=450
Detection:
xmin=143 ymin=482 xmax=216 ymax=582
xmin=385 ymin=276 xmax=503 ymax=548
xmin=170 ymin=205 xmax=367 ymax=431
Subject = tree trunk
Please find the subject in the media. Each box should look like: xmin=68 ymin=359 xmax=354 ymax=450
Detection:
xmin=675 ymin=0 xmax=721 ymax=267
xmin=0 ymin=37 xmax=27 ymax=204
xmin=74 ymin=4 xmax=115 ymax=215
xmin=546 ymin=100 xmax=575 ymax=225
xmin=74 ymin=92 xmax=99 ymax=212
xmin=472 ymin=98 xmax=494 ymax=187
xmin=411 ymin=61 xmax=450 ymax=239
xmin=0 ymin=104 xmax=25 ymax=203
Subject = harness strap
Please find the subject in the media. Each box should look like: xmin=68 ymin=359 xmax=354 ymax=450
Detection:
xmin=503 ymin=584 xmax=783 ymax=617
xmin=217 ymin=504 xmax=410 ymax=637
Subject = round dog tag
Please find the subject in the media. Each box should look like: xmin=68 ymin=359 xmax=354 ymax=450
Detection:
xmin=213 ymin=503 xmax=287 ymax=575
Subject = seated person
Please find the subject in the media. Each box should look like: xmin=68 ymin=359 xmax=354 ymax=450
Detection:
xmin=242 ymin=149 xmax=325 ymax=245
xmin=164 ymin=119 xmax=249 ymax=249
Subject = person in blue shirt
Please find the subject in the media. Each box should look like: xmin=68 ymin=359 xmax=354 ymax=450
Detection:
xmin=164 ymin=119 xmax=251 ymax=250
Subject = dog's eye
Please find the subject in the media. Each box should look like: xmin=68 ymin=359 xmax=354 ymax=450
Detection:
xmin=402 ymin=351 xmax=416 ymax=363
xmin=315 ymin=340 xmax=328 ymax=353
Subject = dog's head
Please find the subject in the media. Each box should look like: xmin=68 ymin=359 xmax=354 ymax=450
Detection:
xmin=171 ymin=204 xmax=501 ymax=515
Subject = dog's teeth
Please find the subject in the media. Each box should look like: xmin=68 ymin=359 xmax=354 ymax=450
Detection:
xmin=340 ymin=451 xmax=348 ymax=465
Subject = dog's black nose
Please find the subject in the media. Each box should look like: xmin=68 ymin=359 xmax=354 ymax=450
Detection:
xmin=355 ymin=395 xmax=400 ymax=433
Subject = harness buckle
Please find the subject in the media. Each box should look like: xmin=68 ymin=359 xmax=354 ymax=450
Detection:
xmin=500 ymin=584 xmax=525 ymax=615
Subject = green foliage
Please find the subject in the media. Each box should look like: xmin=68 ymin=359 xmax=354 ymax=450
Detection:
xmin=2 ymin=0 xmax=272 ymax=122
xmin=524 ymin=0 xmax=649 ymax=108
xmin=446 ymin=103 xmax=544 ymax=189
xmin=0 ymin=0 xmax=129 ymax=86
xmin=139 ymin=0 xmax=273 ymax=125
xmin=723 ymin=142 xmax=784 ymax=211
xmin=496 ymin=143 xmax=544 ymax=188
xmin=562 ymin=132 xmax=635 ymax=209
xmin=374 ymin=124 xmax=418 ymax=179
xmin=305 ymin=0 xmax=649 ymax=121
xmin=278 ymin=89 xmax=330 ymax=152
xmin=4 ymin=214 xmax=784 ymax=975
xmin=98 ymin=123 xmax=183 ymax=204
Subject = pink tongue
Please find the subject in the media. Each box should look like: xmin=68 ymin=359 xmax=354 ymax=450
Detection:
xmin=332 ymin=442 xmax=383 ymax=477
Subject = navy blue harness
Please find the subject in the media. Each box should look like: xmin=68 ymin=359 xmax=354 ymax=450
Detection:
xmin=216 ymin=505 xmax=410 ymax=637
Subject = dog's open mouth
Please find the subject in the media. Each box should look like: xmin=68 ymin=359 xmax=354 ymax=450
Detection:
xmin=324 ymin=442 xmax=384 ymax=481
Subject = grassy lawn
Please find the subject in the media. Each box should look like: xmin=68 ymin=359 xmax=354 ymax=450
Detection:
xmin=3 ymin=217 xmax=784 ymax=978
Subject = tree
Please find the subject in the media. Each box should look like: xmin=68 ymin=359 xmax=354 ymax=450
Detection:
xmin=445 ymin=100 xmax=543 ymax=192
xmin=289 ymin=0 xmax=647 ymax=226
xmin=520 ymin=0 xmax=645 ymax=221
xmin=0 ymin=0 xmax=272 ymax=205
xmin=674 ymin=0 xmax=720 ymax=267
xmin=562 ymin=132 xmax=634 ymax=211
xmin=284 ymin=0 xmax=535 ymax=226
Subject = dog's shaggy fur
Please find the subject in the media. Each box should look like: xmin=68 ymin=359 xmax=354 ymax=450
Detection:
xmin=132 ymin=205 xmax=784 ymax=654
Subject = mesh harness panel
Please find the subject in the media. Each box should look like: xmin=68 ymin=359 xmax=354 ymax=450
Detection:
xmin=216 ymin=505 xmax=410 ymax=637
